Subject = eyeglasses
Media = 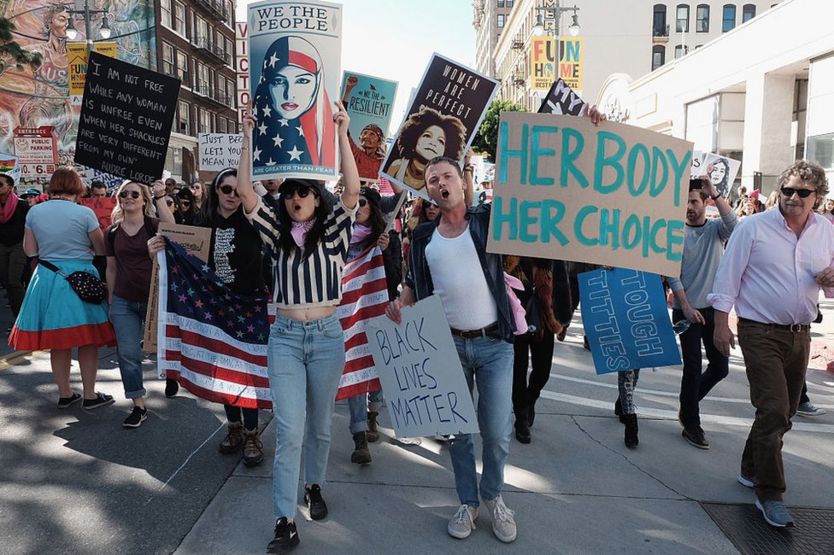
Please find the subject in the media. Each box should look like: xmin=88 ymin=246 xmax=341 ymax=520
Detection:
xmin=358 ymin=198 xmax=367 ymax=207
xmin=118 ymin=191 xmax=141 ymax=199
xmin=166 ymin=199 xmax=175 ymax=207
xmin=780 ymin=187 xmax=815 ymax=199
xmin=218 ymin=184 xmax=238 ymax=197
xmin=179 ymin=200 xmax=191 ymax=207
xmin=284 ymin=185 xmax=317 ymax=199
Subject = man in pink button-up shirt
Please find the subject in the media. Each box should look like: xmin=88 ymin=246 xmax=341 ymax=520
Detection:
xmin=707 ymin=160 xmax=834 ymax=529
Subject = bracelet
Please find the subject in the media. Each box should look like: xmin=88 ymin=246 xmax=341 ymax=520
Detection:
xmin=154 ymin=195 xmax=164 ymax=200
xmin=710 ymin=193 xmax=720 ymax=200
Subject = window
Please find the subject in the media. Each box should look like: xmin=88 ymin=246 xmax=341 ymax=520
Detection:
xmin=196 ymin=62 xmax=210 ymax=94
xmin=674 ymin=44 xmax=689 ymax=58
xmin=195 ymin=15 xmax=208 ymax=44
xmin=676 ymin=5 xmax=689 ymax=32
xmin=653 ymin=4 xmax=667 ymax=36
xmin=160 ymin=0 xmax=172 ymax=28
xmin=176 ymin=50 xmax=189 ymax=85
xmin=199 ymin=109 xmax=213 ymax=134
xmin=497 ymin=14 xmax=505 ymax=27
xmin=497 ymin=0 xmax=505 ymax=7
xmin=226 ymin=1 xmax=235 ymax=25
xmin=742 ymin=4 xmax=756 ymax=22
xmin=162 ymin=42 xmax=174 ymax=76
xmin=217 ymin=117 xmax=227 ymax=134
xmin=652 ymin=45 xmax=665 ymax=70
xmin=177 ymin=100 xmax=190 ymax=135
xmin=174 ymin=2 xmax=186 ymax=36
xmin=696 ymin=4 xmax=709 ymax=31
xmin=722 ymin=4 xmax=736 ymax=32
xmin=506 ymin=0 xmax=514 ymax=7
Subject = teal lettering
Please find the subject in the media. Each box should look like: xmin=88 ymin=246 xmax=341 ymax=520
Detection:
xmin=574 ymin=205 xmax=598 ymax=246
xmin=594 ymin=131 xmax=626 ymax=194
xmin=561 ymin=127 xmax=588 ymax=189
xmin=498 ymin=121 xmax=528 ymax=185
xmin=650 ymin=147 xmax=669 ymax=198
xmin=491 ymin=196 xmax=517 ymax=240
xmin=530 ymin=125 xmax=557 ymax=186
xmin=626 ymin=143 xmax=650 ymax=197
xmin=622 ymin=214 xmax=641 ymax=250
xmin=667 ymin=148 xmax=691 ymax=207
xmin=519 ymin=200 xmax=540 ymax=242
xmin=540 ymin=200 xmax=569 ymax=245
xmin=666 ymin=220 xmax=685 ymax=261
xmin=649 ymin=218 xmax=666 ymax=254
xmin=599 ymin=208 xmax=621 ymax=249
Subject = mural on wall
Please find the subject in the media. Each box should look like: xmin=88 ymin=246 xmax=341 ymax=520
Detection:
xmin=0 ymin=0 xmax=156 ymax=165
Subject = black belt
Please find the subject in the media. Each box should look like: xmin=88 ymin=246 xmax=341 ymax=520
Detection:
xmin=450 ymin=323 xmax=499 ymax=339
xmin=738 ymin=317 xmax=810 ymax=333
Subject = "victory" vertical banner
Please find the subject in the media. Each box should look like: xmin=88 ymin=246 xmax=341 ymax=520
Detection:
xmin=248 ymin=1 xmax=342 ymax=181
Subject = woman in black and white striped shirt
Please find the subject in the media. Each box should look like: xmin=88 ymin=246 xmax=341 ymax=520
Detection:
xmin=237 ymin=101 xmax=360 ymax=553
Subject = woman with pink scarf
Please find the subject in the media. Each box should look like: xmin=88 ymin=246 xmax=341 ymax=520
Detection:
xmin=0 ymin=174 xmax=28 ymax=332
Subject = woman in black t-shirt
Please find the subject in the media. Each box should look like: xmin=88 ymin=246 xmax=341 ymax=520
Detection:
xmin=200 ymin=167 xmax=268 ymax=466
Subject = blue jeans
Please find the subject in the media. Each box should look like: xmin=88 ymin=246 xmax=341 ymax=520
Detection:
xmin=109 ymin=295 xmax=147 ymax=399
xmin=347 ymin=388 xmax=383 ymax=434
xmin=267 ymin=313 xmax=345 ymax=519
xmin=449 ymin=335 xmax=514 ymax=507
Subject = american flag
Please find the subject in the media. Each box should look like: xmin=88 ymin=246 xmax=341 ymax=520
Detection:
xmin=335 ymin=245 xmax=389 ymax=400
xmin=156 ymin=240 xmax=273 ymax=409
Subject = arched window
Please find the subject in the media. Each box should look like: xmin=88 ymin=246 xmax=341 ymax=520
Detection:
xmin=652 ymin=45 xmax=666 ymax=70
xmin=674 ymin=44 xmax=689 ymax=59
xmin=696 ymin=4 xmax=710 ymax=32
xmin=676 ymin=4 xmax=690 ymax=32
xmin=722 ymin=4 xmax=736 ymax=32
xmin=653 ymin=4 xmax=667 ymax=36
xmin=742 ymin=4 xmax=756 ymax=22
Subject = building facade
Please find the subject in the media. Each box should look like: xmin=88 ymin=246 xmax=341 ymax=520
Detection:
xmin=472 ymin=0 xmax=516 ymax=78
xmin=479 ymin=0 xmax=774 ymax=112
xmin=157 ymin=0 xmax=238 ymax=183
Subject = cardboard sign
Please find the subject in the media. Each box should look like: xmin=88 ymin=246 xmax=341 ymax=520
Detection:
xmin=248 ymin=0 xmax=343 ymax=181
xmin=365 ymin=295 xmax=480 ymax=438
xmin=538 ymin=78 xmax=587 ymax=116
xmin=199 ymin=133 xmax=244 ymax=171
xmin=486 ymin=112 xmax=692 ymax=276
xmin=579 ymin=268 xmax=681 ymax=374
xmin=79 ymin=197 xmax=117 ymax=231
xmin=13 ymin=126 xmax=58 ymax=178
xmin=75 ymin=52 xmax=181 ymax=184
xmin=341 ymin=71 xmax=398 ymax=182
xmin=703 ymin=153 xmax=741 ymax=198
xmin=380 ymin=53 xmax=498 ymax=199
xmin=143 ymin=224 xmax=212 ymax=352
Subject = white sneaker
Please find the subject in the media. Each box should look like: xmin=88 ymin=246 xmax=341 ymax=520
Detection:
xmin=447 ymin=504 xmax=478 ymax=539
xmin=796 ymin=401 xmax=826 ymax=417
xmin=483 ymin=494 xmax=517 ymax=543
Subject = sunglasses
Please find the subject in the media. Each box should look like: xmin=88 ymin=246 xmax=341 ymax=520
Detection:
xmin=358 ymin=198 xmax=367 ymax=207
xmin=780 ymin=187 xmax=814 ymax=199
xmin=118 ymin=191 xmax=141 ymax=199
xmin=165 ymin=199 xmax=175 ymax=207
xmin=218 ymin=184 xmax=238 ymax=196
xmin=284 ymin=185 xmax=317 ymax=199
xmin=180 ymin=200 xmax=191 ymax=207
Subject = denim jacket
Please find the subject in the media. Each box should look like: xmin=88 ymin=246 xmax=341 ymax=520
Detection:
xmin=404 ymin=203 xmax=515 ymax=342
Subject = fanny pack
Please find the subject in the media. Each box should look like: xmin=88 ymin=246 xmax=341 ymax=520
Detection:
xmin=39 ymin=260 xmax=107 ymax=304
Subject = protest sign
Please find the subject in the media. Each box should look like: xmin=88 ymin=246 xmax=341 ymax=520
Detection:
xmin=559 ymin=37 xmax=583 ymax=91
xmin=486 ymin=112 xmax=692 ymax=276
xmin=703 ymin=153 xmax=741 ymax=198
xmin=199 ymin=133 xmax=244 ymax=171
xmin=381 ymin=53 xmax=498 ymax=199
xmin=538 ymin=78 xmax=587 ymax=116
xmin=365 ymin=295 xmax=479 ymax=438
xmin=79 ymin=197 xmax=117 ymax=231
xmin=75 ymin=52 xmax=181 ymax=184
xmin=144 ymin=223 xmax=212 ymax=352
xmin=0 ymin=153 xmax=20 ymax=183
xmin=235 ymin=22 xmax=250 ymax=123
xmin=13 ymin=126 xmax=58 ymax=178
xmin=248 ymin=0 xmax=342 ymax=181
xmin=341 ymin=71 xmax=398 ymax=182
xmin=579 ymin=268 xmax=681 ymax=374
xmin=690 ymin=150 xmax=705 ymax=178
xmin=67 ymin=41 xmax=118 ymax=98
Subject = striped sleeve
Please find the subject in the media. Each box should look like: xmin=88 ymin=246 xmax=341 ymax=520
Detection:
xmin=324 ymin=200 xmax=358 ymax=258
xmin=244 ymin=198 xmax=281 ymax=254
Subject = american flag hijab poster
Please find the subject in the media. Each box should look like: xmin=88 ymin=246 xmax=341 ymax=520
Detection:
xmin=248 ymin=0 xmax=342 ymax=181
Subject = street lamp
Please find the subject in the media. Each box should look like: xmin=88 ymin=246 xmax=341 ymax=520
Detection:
xmin=532 ymin=2 xmax=580 ymax=37
xmin=65 ymin=1 xmax=111 ymax=42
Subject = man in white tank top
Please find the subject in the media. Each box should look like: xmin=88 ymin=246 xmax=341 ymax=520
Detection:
xmin=387 ymin=157 xmax=518 ymax=544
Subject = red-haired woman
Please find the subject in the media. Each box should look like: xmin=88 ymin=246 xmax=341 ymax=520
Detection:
xmin=9 ymin=167 xmax=116 ymax=410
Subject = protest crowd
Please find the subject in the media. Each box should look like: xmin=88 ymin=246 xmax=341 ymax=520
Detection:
xmin=2 ymin=6 xmax=834 ymax=554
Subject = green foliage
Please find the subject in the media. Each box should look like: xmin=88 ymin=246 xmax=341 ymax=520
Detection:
xmin=471 ymin=99 xmax=525 ymax=162
xmin=0 ymin=17 xmax=42 ymax=72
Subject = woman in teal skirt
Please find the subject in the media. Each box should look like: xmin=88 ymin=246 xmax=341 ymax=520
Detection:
xmin=9 ymin=167 xmax=116 ymax=410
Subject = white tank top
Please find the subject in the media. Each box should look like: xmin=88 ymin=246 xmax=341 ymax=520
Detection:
xmin=426 ymin=225 xmax=498 ymax=330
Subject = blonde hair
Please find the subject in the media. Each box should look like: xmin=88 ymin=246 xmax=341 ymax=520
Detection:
xmin=111 ymin=181 xmax=156 ymax=226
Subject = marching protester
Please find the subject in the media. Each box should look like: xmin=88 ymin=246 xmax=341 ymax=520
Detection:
xmin=105 ymin=180 xmax=174 ymax=428
xmin=9 ymin=167 xmax=116 ymax=410
xmin=667 ymin=176 xmax=737 ymax=449
xmin=190 ymin=181 xmax=204 ymax=210
xmin=709 ymin=160 xmax=834 ymax=528
xmin=174 ymin=187 xmax=198 ymax=225
xmin=236 ymin=101 xmax=360 ymax=553
xmin=0 ymin=173 xmax=28 ymax=333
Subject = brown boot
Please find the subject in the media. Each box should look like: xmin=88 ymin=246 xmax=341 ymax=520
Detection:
xmin=351 ymin=432 xmax=371 ymax=464
xmin=218 ymin=421 xmax=244 ymax=454
xmin=366 ymin=411 xmax=380 ymax=443
xmin=242 ymin=428 xmax=265 ymax=467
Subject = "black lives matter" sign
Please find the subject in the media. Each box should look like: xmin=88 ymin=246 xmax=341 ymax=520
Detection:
xmin=75 ymin=52 xmax=180 ymax=184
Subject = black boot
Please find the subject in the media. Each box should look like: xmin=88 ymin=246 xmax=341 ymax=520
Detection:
xmin=527 ymin=402 xmax=536 ymax=428
xmin=366 ymin=411 xmax=380 ymax=443
xmin=515 ymin=409 xmax=531 ymax=444
xmin=623 ymin=414 xmax=639 ymax=449
xmin=351 ymin=432 xmax=371 ymax=464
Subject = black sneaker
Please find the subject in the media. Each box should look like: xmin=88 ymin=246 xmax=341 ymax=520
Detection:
xmin=123 ymin=406 xmax=148 ymax=428
xmin=82 ymin=392 xmax=115 ymax=411
xmin=682 ymin=426 xmax=710 ymax=449
xmin=266 ymin=517 xmax=299 ymax=553
xmin=57 ymin=392 xmax=82 ymax=409
xmin=304 ymin=484 xmax=328 ymax=520
xmin=165 ymin=378 xmax=179 ymax=398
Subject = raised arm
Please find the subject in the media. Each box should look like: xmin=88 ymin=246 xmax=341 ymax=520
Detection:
xmin=152 ymin=180 xmax=175 ymax=223
xmin=336 ymin=100 xmax=360 ymax=210
xmin=236 ymin=107 xmax=260 ymax=214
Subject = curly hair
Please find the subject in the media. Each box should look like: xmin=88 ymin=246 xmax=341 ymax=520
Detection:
xmin=778 ymin=159 xmax=829 ymax=208
xmin=396 ymin=106 xmax=466 ymax=162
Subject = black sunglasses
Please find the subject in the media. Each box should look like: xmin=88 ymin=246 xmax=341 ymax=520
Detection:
xmin=179 ymin=200 xmax=191 ymax=206
xmin=218 ymin=184 xmax=239 ymax=196
xmin=358 ymin=198 xmax=367 ymax=207
xmin=165 ymin=199 xmax=175 ymax=206
xmin=118 ymin=191 xmax=141 ymax=199
xmin=284 ymin=185 xmax=317 ymax=199
xmin=780 ymin=187 xmax=814 ymax=199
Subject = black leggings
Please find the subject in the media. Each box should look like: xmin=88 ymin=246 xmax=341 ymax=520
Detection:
xmin=512 ymin=332 xmax=556 ymax=412
xmin=224 ymin=404 xmax=259 ymax=431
